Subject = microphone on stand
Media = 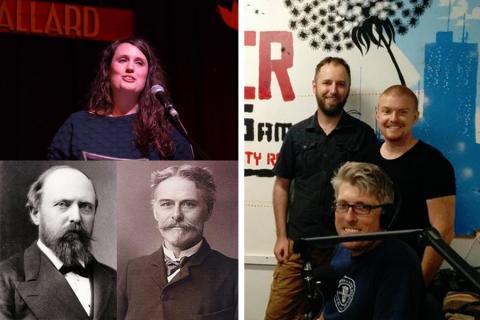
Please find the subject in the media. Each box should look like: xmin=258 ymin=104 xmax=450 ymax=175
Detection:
xmin=295 ymin=228 xmax=480 ymax=294
xmin=311 ymin=266 xmax=340 ymax=300
xmin=150 ymin=84 xmax=209 ymax=159
xmin=150 ymin=84 xmax=188 ymax=136
xmin=302 ymin=264 xmax=339 ymax=320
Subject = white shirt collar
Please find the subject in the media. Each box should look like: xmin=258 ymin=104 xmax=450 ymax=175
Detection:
xmin=36 ymin=239 xmax=63 ymax=270
xmin=36 ymin=239 xmax=85 ymax=268
xmin=163 ymin=239 xmax=203 ymax=261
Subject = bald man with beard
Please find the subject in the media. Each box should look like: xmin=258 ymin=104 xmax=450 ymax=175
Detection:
xmin=0 ymin=166 xmax=116 ymax=320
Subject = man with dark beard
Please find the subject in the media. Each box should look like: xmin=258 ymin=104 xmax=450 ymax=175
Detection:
xmin=119 ymin=165 xmax=237 ymax=320
xmin=0 ymin=166 xmax=116 ymax=320
xmin=265 ymin=57 xmax=378 ymax=320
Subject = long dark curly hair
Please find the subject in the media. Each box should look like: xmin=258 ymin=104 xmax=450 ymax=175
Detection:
xmin=87 ymin=37 xmax=174 ymax=158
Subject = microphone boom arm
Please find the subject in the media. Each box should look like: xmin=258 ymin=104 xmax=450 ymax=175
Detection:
xmin=294 ymin=228 xmax=480 ymax=293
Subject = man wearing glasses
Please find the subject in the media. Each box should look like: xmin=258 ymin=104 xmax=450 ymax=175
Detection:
xmin=320 ymin=161 xmax=424 ymax=320
xmin=266 ymin=57 xmax=378 ymax=320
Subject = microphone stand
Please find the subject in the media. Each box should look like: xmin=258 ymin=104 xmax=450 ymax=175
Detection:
xmin=165 ymin=106 xmax=209 ymax=160
xmin=294 ymin=229 xmax=480 ymax=301
xmin=300 ymin=245 xmax=319 ymax=320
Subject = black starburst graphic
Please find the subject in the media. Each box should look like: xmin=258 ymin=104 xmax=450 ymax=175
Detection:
xmin=285 ymin=0 xmax=432 ymax=85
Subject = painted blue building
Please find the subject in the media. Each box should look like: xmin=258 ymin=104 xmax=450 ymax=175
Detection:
xmin=416 ymin=30 xmax=479 ymax=235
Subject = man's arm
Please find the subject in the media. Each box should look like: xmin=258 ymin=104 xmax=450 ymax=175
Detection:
xmin=423 ymin=195 xmax=455 ymax=285
xmin=273 ymin=176 xmax=291 ymax=263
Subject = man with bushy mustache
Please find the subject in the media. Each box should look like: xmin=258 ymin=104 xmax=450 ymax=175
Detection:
xmin=121 ymin=165 xmax=237 ymax=320
xmin=0 ymin=166 xmax=116 ymax=320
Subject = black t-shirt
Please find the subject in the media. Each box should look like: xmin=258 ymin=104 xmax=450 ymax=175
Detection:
xmin=273 ymin=111 xmax=378 ymax=239
xmin=375 ymin=140 xmax=456 ymax=255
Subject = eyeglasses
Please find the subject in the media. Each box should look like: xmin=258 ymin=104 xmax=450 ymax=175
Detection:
xmin=332 ymin=201 xmax=385 ymax=216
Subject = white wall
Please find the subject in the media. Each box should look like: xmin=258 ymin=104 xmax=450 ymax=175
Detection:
xmin=245 ymin=263 xmax=275 ymax=320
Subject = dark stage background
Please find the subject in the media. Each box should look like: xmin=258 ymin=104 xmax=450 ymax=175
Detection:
xmin=0 ymin=0 xmax=238 ymax=160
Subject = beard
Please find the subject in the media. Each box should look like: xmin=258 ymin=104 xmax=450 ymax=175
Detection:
xmin=41 ymin=223 xmax=93 ymax=267
xmin=316 ymin=94 xmax=347 ymax=117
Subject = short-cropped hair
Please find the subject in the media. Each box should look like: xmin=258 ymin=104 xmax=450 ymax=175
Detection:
xmin=314 ymin=56 xmax=351 ymax=84
xmin=380 ymin=84 xmax=419 ymax=110
xmin=331 ymin=162 xmax=394 ymax=204
xmin=151 ymin=165 xmax=216 ymax=215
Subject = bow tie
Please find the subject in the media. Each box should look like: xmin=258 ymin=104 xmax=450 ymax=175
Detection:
xmin=59 ymin=264 xmax=90 ymax=278
xmin=164 ymin=256 xmax=188 ymax=276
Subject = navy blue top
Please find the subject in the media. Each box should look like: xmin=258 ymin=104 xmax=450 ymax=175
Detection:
xmin=323 ymin=240 xmax=424 ymax=320
xmin=48 ymin=111 xmax=193 ymax=160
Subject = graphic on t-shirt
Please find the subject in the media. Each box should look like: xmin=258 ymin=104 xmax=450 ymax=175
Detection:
xmin=333 ymin=275 xmax=355 ymax=313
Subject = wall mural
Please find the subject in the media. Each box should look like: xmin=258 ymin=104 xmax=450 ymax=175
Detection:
xmin=244 ymin=0 xmax=479 ymax=240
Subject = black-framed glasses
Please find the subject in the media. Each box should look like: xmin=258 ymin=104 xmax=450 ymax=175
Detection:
xmin=332 ymin=201 xmax=384 ymax=216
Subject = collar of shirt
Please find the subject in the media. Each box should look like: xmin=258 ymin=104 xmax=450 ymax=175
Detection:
xmin=306 ymin=110 xmax=355 ymax=133
xmin=36 ymin=239 xmax=85 ymax=270
xmin=162 ymin=239 xmax=203 ymax=262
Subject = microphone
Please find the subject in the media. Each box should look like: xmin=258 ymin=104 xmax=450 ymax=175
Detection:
xmin=150 ymin=84 xmax=179 ymax=119
xmin=150 ymin=84 xmax=187 ymax=135
xmin=302 ymin=265 xmax=339 ymax=319
xmin=294 ymin=228 xmax=480 ymax=293
xmin=311 ymin=266 xmax=340 ymax=300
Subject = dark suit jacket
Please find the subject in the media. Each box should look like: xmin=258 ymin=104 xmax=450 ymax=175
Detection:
xmin=120 ymin=240 xmax=237 ymax=320
xmin=0 ymin=242 xmax=116 ymax=320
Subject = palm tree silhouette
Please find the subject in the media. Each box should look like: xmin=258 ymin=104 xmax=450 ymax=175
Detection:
xmin=285 ymin=0 xmax=432 ymax=85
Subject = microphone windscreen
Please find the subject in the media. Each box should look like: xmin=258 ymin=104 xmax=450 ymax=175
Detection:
xmin=151 ymin=84 xmax=165 ymax=95
xmin=312 ymin=266 xmax=340 ymax=299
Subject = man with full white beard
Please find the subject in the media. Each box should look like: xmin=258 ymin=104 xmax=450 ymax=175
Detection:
xmin=0 ymin=165 xmax=116 ymax=320
xmin=320 ymin=161 xmax=424 ymax=320
xmin=120 ymin=165 xmax=237 ymax=320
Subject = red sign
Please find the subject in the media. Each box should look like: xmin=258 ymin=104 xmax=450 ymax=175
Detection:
xmin=0 ymin=0 xmax=134 ymax=41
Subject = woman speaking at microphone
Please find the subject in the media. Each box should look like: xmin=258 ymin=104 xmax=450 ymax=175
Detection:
xmin=48 ymin=38 xmax=193 ymax=160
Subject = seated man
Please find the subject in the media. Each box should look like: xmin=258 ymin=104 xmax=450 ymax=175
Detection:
xmin=321 ymin=162 xmax=425 ymax=320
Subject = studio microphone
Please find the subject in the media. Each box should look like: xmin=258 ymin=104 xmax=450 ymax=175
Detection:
xmin=302 ymin=265 xmax=340 ymax=319
xmin=150 ymin=84 xmax=179 ymax=119
xmin=311 ymin=265 xmax=340 ymax=300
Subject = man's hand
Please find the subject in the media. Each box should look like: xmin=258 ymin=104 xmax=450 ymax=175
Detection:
xmin=272 ymin=177 xmax=291 ymax=263
xmin=274 ymin=237 xmax=290 ymax=263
